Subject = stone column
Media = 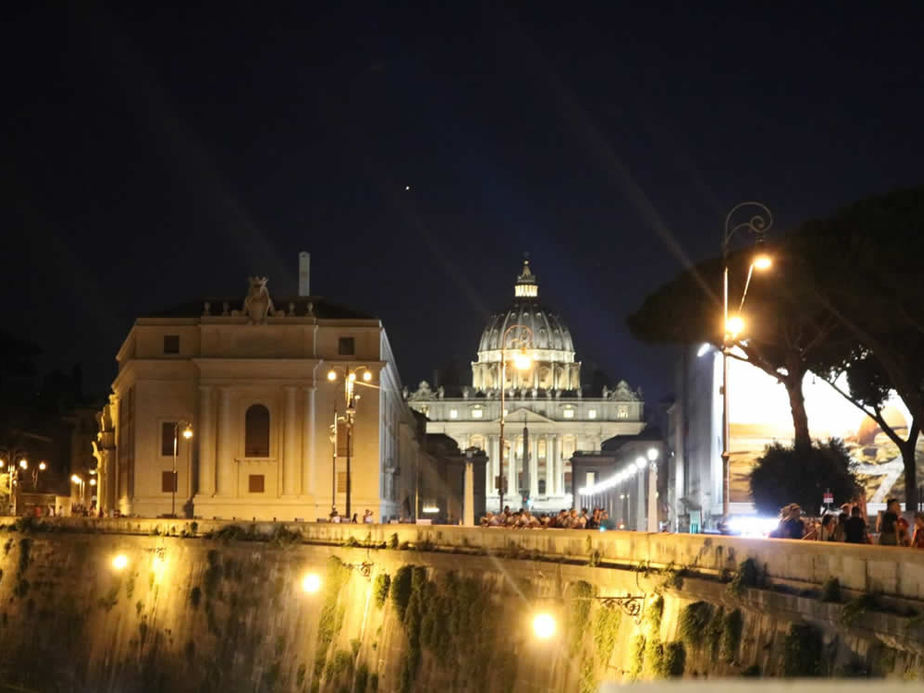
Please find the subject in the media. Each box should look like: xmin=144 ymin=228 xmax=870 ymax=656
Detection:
xmin=543 ymin=434 xmax=552 ymax=497
xmin=636 ymin=467 xmax=646 ymax=531
xmin=529 ymin=434 xmax=539 ymax=500
xmin=198 ymin=386 xmax=215 ymax=496
xmin=487 ymin=435 xmax=498 ymax=497
xmin=463 ymin=459 xmax=474 ymax=526
xmin=549 ymin=435 xmax=562 ymax=496
xmin=216 ymin=388 xmax=234 ymax=496
xmin=283 ymin=386 xmax=298 ymax=496
xmin=303 ymin=386 xmax=315 ymax=495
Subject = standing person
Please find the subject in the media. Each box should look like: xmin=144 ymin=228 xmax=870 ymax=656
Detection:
xmin=782 ymin=505 xmax=806 ymax=539
xmin=911 ymin=513 xmax=924 ymax=549
xmin=877 ymin=498 xmax=901 ymax=546
xmin=818 ymin=514 xmax=838 ymax=541
xmin=844 ymin=506 xmax=869 ymax=544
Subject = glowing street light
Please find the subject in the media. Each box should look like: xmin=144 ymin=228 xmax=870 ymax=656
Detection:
xmin=170 ymin=421 xmax=194 ymax=518
xmin=327 ymin=365 xmax=377 ymax=519
xmin=112 ymin=554 xmax=129 ymax=571
xmin=721 ymin=202 xmax=774 ymax=520
xmin=725 ymin=315 xmax=745 ymax=339
xmin=532 ymin=612 xmax=557 ymax=639
xmin=301 ymin=572 xmax=322 ymax=594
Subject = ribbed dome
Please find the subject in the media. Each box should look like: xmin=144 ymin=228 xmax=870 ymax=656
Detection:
xmin=477 ymin=260 xmax=575 ymax=354
xmin=478 ymin=305 xmax=575 ymax=353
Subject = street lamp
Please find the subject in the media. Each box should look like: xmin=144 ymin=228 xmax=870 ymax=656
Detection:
xmin=0 ymin=454 xmax=29 ymax=516
xmin=721 ymin=202 xmax=773 ymax=520
xmin=327 ymin=366 xmax=376 ymax=519
xmin=70 ymin=474 xmax=85 ymax=509
xmin=646 ymin=448 xmax=659 ymax=533
xmin=31 ymin=461 xmax=46 ymax=490
xmin=532 ymin=612 xmax=557 ymax=639
xmin=171 ymin=421 xmax=194 ymax=518
xmin=498 ymin=324 xmax=533 ymax=512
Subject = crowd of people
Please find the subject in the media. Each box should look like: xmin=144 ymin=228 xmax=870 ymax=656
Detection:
xmin=770 ymin=498 xmax=924 ymax=547
xmin=480 ymin=506 xmax=615 ymax=529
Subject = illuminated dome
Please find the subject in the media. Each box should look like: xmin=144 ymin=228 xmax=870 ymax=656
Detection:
xmin=472 ymin=260 xmax=581 ymax=392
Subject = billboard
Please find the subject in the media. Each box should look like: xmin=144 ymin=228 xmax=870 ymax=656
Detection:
xmin=725 ymin=355 xmax=919 ymax=505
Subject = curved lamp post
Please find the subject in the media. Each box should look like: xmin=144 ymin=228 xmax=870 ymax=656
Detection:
xmin=721 ymin=202 xmax=773 ymax=519
xmin=327 ymin=365 xmax=375 ymax=519
xmin=498 ymin=324 xmax=533 ymax=512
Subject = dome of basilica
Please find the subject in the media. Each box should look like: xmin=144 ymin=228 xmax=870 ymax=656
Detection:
xmin=477 ymin=260 xmax=574 ymax=354
xmin=472 ymin=260 xmax=581 ymax=392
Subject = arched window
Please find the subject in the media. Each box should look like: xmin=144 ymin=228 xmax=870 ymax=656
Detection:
xmin=245 ymin=404 xmax=270 ymax=457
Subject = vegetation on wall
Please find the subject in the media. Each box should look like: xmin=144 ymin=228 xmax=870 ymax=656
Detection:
xmin=373 ymin=572 xmax=390 ymax=608
xmin=392 ymin=566 xmax=520 ymax=693
xmin=313 ymin=556 xmax=351 ymax=687
xmin=720 ymin=609 xmax=743 ymax=664
xmin=679 ymin=601 xmax=713 ymax=649
xmin=592 ymin=606 xmax=622 ymax=667
xmin=728 ymin=558 xmax=760 ymax=596
xmin=783 ymin=624 xmax=822 ymax=677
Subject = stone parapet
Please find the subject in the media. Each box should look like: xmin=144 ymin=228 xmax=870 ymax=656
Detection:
xmin=29 ymin=517 xmax=924 ymax=601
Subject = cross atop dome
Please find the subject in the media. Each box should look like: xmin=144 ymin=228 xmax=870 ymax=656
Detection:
xmin=515 ymin=256 xmax=538 ymax=298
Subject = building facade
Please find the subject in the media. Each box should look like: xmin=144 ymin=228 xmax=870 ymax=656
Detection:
xmin=94 ymin=273 xmax=420 ymax=521
xmin=406 ymin=260 xmax=645 ymax=512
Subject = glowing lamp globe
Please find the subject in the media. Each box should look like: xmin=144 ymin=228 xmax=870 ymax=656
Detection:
xmin=532 ymin=612 xmax=557 ymax=639
xmin=302 ymin=572 xmax=322 ymax=594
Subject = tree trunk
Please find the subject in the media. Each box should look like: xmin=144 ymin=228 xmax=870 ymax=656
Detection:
xmin=900 ymin=421 xmax=920 ymax=512
xmin=783 ymin=371 xmax=812 ymax=452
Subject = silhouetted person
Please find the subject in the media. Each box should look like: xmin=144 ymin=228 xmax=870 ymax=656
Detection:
xmin=844 ymin=506 xmax=869 ymax=544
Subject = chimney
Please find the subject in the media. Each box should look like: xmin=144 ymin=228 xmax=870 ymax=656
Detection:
xmin=298 ymin=251 xmax=310 ymax=296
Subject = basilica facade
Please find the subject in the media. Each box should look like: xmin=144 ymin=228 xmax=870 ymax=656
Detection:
xmin=406 ymin=261 xmax=645 ymax=511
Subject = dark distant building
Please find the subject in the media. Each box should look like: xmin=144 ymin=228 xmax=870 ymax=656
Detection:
xmin=417 ymin=432 xmax=487 ymax=524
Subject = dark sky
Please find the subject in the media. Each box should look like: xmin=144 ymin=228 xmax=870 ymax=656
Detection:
xmin=4 ymin=2 xmax=923 ymax=405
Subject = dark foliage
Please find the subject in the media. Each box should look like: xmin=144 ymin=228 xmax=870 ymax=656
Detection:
xmin=749 ymin=439 xmax=861 ymax=515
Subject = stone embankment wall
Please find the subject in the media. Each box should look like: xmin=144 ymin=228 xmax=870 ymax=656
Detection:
xmin=0 ymin=519 xmax=921 ymax=691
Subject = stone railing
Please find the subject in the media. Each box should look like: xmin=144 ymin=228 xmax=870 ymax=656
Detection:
xmin=20 ymin=517 xmax=924 ymax=601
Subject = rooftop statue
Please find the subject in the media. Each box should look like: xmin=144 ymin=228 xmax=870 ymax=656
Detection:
xmin=242 ymin=276 xmax=275 ymax=324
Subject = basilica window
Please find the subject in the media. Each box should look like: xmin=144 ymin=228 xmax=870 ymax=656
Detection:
xmin=245 ymin=405 xmax=270 ymax=457
xmin=248 ymin=474 xmax=265 ymax=493
xmin=163 ymin=335 xmax=179 ymax=354
xmin=588 ymin=409 xmax=597 ymax=419
xmin=471 ymin=407 xmax=483 ymax=419
xmin=449 ymin=409 xmax=458 ymax=419
xmin=562 ymin=408 xmax=574 ymax=419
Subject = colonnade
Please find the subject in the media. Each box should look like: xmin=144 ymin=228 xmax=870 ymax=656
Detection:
xmin=482 ymin=432 xmax=570 ymax=500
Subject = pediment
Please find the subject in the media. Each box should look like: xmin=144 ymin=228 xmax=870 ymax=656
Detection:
xmin=503 ymin=407 xmax=556 ymax=424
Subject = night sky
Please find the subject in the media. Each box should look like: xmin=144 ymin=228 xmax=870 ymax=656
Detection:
xmin=4 ymin=3 xmax=923 ymax=406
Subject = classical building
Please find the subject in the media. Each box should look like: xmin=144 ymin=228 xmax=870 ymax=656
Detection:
xmin=94 ymin=264 xmax=422 ymax=521
xmin=406 ymin=260 xmax=645 ymax=511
